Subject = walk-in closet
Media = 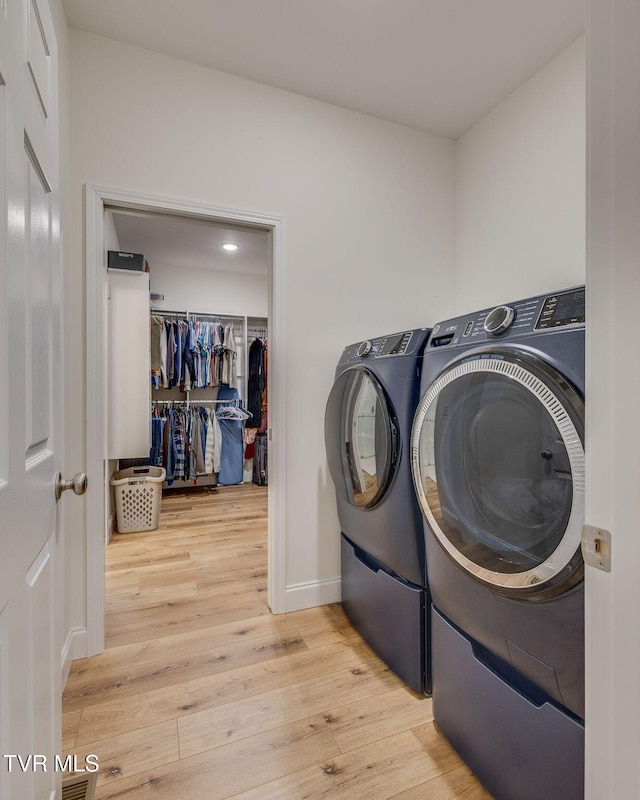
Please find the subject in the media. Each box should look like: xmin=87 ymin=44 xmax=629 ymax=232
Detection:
xmin=104 ymin=207 xmax=270 ymax=543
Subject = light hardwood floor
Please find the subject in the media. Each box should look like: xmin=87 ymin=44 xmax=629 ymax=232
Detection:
xmin=62 ymin=483 xmax=493 ymax=799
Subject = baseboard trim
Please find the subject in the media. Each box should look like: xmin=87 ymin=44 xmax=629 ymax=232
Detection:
xmin=284 ymin=577 xmax=341 ymax=613
xmin=61 ymin=627 xmax=88 ymax=688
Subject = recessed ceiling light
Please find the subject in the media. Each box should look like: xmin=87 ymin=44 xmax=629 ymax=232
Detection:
xmin=221 ymin=242 xmax=239 ymax=252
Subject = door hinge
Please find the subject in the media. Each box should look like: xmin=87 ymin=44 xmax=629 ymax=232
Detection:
xmin=581 ymin=525 xmax=612 ymax=572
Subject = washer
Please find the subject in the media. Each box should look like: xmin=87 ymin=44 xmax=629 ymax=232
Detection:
xmin=325 ymin=328 xmax=431 ymax=693
xmin=411 ymin=288 xmax=585 ymax=800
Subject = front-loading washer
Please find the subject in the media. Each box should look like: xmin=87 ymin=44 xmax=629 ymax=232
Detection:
xmin=325 ymin=328 xmax=431 ymax=693
xmin=411 ymin=287 xmax=585 ymax=800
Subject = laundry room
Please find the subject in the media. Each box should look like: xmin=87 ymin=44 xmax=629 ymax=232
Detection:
xmin=57 ymin=18 xmax=588 ymax=795
xmin=6 ymin=0 xmax=638 ymax=797
xmin=0 ymin=0 xmax=640 ymax=800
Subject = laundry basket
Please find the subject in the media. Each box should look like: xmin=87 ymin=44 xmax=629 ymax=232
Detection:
xmin=111 ymin=466 xmax=166 ymax=533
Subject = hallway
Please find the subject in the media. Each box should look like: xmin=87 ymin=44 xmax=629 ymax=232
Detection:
xmin=62 ymin=483 xmax=490 ymax=799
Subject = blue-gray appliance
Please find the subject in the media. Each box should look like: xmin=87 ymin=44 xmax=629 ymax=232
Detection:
xmin=411 ymin=288 xmax=585 ymax=800
xmin=325 ymin=328 xmax=431 ymax=693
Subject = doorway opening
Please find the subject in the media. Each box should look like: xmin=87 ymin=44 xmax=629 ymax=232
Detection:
xmin=84 ymin=185 xmax=287 ymax=657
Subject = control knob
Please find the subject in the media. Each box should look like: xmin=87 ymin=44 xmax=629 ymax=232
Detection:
xmin=484 ymin=305 xmax=515 ymax=337
xmin=356 ymin=340 xmax=372 ymax=357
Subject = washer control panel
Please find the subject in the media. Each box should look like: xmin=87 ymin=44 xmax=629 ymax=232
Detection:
xmin=428 ymin=286 xmax=585 ymax=350
xmin=484 ymin=305 xmax=515 ymax=337
xmin=535 ymin=287 xmax=586 ymax=330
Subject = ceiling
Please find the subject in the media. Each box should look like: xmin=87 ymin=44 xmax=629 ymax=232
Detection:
xmin=111 ymin=211 xmax=269 ymax=276
xmin=62 ymin=0 xmax=585 ymax=140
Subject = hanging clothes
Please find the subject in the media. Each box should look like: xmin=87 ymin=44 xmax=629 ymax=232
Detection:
xmin=243 ymin=426 xmax=257 ymax=459
xmin=150 ymin=416 xmax=165 ymax=466
xmin=253 ymin=433 xmax=268 ymax=486
xmin=245 ymin=333 xmax=268 ymax=484
xmin=246 ymin=337 xmax=265 ymax=428
xmin=150 ymin=403 xmax=221 ymax=484
xmin=216 ymin=386 xmax=246 ymax=485
xmin=151 ymin=315 xmax=243 ymax=390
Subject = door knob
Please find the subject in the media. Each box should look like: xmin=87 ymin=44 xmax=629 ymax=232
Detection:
xmin=55 ymin=472 xmax=88 ymax=501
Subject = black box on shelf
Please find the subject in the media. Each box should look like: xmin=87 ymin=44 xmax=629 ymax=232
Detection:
xmin=108 ymin=250 xmax=145 ymax=272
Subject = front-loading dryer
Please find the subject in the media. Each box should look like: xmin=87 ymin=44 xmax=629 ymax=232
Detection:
xmin=325 ymin=328 xmax=431 ymax=693
xmin=411 ymin=288 xmax=585 ymax=800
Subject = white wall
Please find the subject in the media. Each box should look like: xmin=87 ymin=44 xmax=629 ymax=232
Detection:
xmin=67 ymin=30 xmax=456 ymax=615
xmin=150 ymin=262 xmax=268 ymax=319
xmin=455 ymin=36 xmax=586 ymax=313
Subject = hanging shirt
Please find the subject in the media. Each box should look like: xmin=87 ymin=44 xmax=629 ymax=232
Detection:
xmin=222 ymin=321 xmax=238 ymax=388
xmin=150 ymin=316 xmax=165 ymax=389
xmin=159 ymin=322 xmax=168 ymax=387
xmin=205 ymin=407 xmax=222 ymax=474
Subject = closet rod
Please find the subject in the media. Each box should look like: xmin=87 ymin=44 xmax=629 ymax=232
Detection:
xmin=151 ymin=308 xmax=244 ymax=321
xmin=150 ymin=308 xmax=188 ymax=317
xmin=152 ymin=398 xmax=243 ymax=405
xmin=191 ymin=312 xmax=244 ymax=321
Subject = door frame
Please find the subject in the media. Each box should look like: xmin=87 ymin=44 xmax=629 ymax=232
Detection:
xmin=84 ymin=184 xmax=287 ymax=655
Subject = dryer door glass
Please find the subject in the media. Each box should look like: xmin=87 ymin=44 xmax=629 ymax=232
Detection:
xmin=325 ymin=367 xmax=396 ymax=508
xmin=411 ymin=351 xmax=584 ymax=594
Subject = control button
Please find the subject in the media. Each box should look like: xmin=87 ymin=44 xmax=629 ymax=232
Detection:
xmin=463 ymin=321 xmax=474 ymax=337
xmin=356 ymin=340 xmax=372 ymax=357
xmin=484 ymin=305 xmax=515 ymax=336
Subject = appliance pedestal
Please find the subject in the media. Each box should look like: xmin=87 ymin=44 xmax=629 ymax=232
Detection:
xmin=341 ymin=534 xmax=428 ymax=694
xmin=432 ymin=606 xmax=584 ymax=800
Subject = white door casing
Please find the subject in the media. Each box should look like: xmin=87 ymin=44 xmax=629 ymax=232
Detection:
xmin=586 ymin=0 xmax=640 ymax=796
xmin=84 ymin=186 xmax=287 ymax=658
xmin=0 ymin=0 xmax=63 ymax=798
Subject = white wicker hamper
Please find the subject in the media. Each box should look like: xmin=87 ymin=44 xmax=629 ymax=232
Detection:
xmin=111 ymin=466 xmax=166 ymax=533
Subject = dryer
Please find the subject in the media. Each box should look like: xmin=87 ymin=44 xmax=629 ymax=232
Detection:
xmin=411 ymin=288 xmax=585 ymax=800
xmin=325 ymin=328 xmax=431 ymax=693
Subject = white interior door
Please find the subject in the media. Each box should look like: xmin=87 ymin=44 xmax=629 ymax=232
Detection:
xmin=0 ymin=1 xmax=63 ymax=798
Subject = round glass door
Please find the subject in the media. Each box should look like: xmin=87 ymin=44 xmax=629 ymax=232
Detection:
xmin=411 ymin=349 xmax=585 ymax=595
xmin=325 ymin=367 xmax=397 ymax=508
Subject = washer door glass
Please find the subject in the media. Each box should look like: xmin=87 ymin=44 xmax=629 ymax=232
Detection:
xmin=411 ymin=350 xmax=584 ymax=594
xmin=325 ymin=367 xmax=397 ymax=508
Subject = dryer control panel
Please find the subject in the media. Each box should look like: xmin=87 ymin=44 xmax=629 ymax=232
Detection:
xmin=377 ymin=330 xmax=414 ymax=357
xmin=428 ymin=287 xmax=585 ymax=351
xmin=339 ymin=329 xmax=431 ymax=364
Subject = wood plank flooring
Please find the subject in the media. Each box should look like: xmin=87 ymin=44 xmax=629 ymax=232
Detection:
xmin=62 ymin=483 xmax=493 ymax=799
